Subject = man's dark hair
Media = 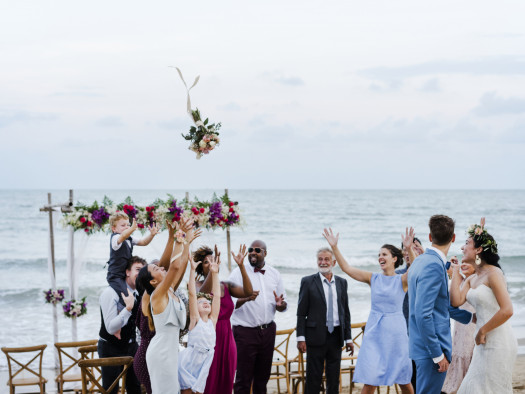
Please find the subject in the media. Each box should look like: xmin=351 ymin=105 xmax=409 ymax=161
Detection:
xmin=428 ymin=215 xmax=455 ymax=246
xmin=127 ymin=255 xmax=146 ymax=271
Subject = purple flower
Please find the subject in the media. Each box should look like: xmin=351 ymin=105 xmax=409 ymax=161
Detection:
xmin=168 ymin=200 xmax=184 ymax=221
xmin=209 ymin=202 xmax=223 ymax=226
xmin=92 ymin=207 xmax=110 ymax=226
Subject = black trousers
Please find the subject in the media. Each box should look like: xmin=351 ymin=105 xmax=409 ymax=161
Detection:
xmin=233 ymin=322 xmax=277 ymax=394
xmin=97 ymin=339 xmax=141 ymax=394
xmin=305 ymin=326 xmax=342 ymax=394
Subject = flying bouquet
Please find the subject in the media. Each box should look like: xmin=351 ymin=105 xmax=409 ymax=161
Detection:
xmin=173 ymin=67 xmax=222 ymax=159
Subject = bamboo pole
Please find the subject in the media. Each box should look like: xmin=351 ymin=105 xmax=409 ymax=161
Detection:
xmin=46 ymin=193 xmax=60 ymax=372
xmin=225 ymin=189 xmax=232 ymax=271
xmin=68 ymin=189 xmax=78 ymax=341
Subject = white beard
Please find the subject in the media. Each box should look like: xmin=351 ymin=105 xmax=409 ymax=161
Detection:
xmin=318 ymin=266 xmax=332 ymax=275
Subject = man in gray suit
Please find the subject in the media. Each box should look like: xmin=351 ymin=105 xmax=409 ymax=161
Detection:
xmin=297 ymin=248 xmax=354 ymax=394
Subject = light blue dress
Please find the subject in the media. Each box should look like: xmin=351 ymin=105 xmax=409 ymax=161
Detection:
xmin=353 ymin=273 xmax=412 ymax=386
xmin=178 ymin=318 xmax=216 ymax=393
xmin=146 ymin=293 xmax=187 ymax=394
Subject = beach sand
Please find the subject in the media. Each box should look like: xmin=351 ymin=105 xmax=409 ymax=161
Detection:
xmin=1 ymin=354 xmax=524 ymax=393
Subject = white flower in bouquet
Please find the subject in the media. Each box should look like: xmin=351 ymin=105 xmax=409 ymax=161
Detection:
xmin=199 ymin=140 xmax=206 ymax=148
xmin=209 ymin=141 xmax=216 ymax=147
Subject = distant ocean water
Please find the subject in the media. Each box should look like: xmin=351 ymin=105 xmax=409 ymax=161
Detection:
xmin=1 ymin=189 xmax=524 ymax=372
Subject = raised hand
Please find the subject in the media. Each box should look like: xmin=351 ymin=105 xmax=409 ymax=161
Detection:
xmin=187 ymin=228 xmax=202 ymax=244
xmin=232 ymin=244 xmax=248 ymax=267
xmin=179 ymin=217 xmax=194 ymax=233
xmin=148 ymin=222 xmax=160 ymax=236
xmin=322 ymin=228 xmax=339 ymax=248
xmin=209 ymin=254 xmax=220 ymax=274
xmin=130 ymin=218 xmax=138 ymax=231
xmin=480 ymin=217 xmax=486 ymax=230
xmin=189 ymin=253 xmax=201 ymax=271
xmin=450 ymin=256 xmax=460 ymax=271
xmin=166 ymin=219 xmax=175 ymax=239
xmin=401 ymin=227 xmax=415 ymax=252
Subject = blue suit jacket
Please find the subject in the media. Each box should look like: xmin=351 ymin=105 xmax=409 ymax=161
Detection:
xmin=408 ymin=249 xmax=472 ymax=361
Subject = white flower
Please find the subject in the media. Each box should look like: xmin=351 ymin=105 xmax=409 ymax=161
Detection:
xmin=199 ymin=140 xmax=206 ymax=148
xmin=209 ymin=141 xmax=216 ymax=147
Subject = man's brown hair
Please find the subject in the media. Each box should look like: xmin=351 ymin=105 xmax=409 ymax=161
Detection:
xmin=428 ymin=215 xmax=455 ymax=245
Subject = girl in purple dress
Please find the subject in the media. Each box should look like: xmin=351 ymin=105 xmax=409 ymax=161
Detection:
xmin=194 ymin=244 xmax=253 ymax=394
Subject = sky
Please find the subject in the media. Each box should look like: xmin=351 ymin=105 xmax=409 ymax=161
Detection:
xmin=1 ymin=0 xmax=524 ymax=189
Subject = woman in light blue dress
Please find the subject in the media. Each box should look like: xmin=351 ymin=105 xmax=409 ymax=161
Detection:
xmin=136 ymin=218 xmax=201 ymax=394
xmin=179 ymin=250 xmax=221 ymax=394
xmin=323 ymin=228 xmax=414 ymax=394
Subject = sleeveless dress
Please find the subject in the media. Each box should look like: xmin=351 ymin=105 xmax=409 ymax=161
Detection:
xmin=178 ymin=318 xmax=216 ymax=393
xmin=442 ymin=281 xmax=477 ymax=394
xmin=204 ymin=284 xmax=237 ymax=394
xmin=134 ymin=301 xmax=155 ymax=394
xmin=353 ymin=273 xmax=412 ymax=386
xmin=457 ymin=284 xmax=517 ymax=394
xmin=146 ymin=292 xmax=186 ymax=394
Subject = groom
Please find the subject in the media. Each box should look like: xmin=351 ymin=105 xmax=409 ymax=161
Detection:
xmin=408 ymin=215 xmax=472 ymax=394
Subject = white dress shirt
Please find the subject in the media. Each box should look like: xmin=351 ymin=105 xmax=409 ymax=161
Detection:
xmin=297 ymin=273 xmax=352 ymax=344
xmin=99 ymin=284 xmax=137 ymax=338
xmin=228 ymin=263 xmax=287 ymax=327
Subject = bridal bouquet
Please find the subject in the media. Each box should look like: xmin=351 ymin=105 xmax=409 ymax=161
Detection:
xmin=63 ymin=297 xmax=88 ymax=318
xmin=173 ymin=67 xmax=222 ymax=159
xmin=182 ymin=109 xmax=221 ymax=159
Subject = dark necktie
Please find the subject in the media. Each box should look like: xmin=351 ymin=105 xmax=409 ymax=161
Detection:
xmin=254 ymin=267 xmax=265 ymax=274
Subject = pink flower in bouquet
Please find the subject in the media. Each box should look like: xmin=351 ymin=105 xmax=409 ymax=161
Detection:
xmin=475 ymin=227 xmax=483 ymax=235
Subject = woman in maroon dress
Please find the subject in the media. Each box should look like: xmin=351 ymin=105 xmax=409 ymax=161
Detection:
xmin=194 ymin=245 xmax=253 ymax=394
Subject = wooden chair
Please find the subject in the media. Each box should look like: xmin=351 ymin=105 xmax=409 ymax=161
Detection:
xmin=78 ymin=356 xmax=133 ymax=394
xmin=340 ymin=322 xmax=366 ymax=393
xmin=78 ymin=345 xmax=101 ymax=392
xmin=269 ymin=327 xmax=295 ymax=393
xmin=55 ymin=339 xmax=98 ymax=393
xmin=1 ymin=344 xmax=47 ymax=394
xmin=289 ymin=352 xmax=306 ymax=394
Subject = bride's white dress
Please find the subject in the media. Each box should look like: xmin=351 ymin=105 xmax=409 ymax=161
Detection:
xmin=457 ymin=284 xmax=517 ymax=394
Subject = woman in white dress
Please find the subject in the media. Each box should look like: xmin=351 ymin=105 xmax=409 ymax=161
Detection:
xmin=136 ymin=218 xmax=201 ymax=394
xmin=450 ymin=218 xmax=517 ymax=394
xmin=178 ymin=251 xmax=221 ymax=394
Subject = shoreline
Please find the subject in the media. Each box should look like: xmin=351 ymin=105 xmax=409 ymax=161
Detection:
xmin=1 ymin=355 xmax=524 ymax=394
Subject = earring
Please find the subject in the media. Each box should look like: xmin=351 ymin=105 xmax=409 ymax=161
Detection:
xmin=475 ymin=255 xmax=481 ymax=266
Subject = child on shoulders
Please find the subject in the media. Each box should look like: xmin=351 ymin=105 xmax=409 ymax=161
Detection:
xmin=107 ymin=212 xmax=159 ymax=305
xmin=178 ymin=251 xmax=221 ymax=394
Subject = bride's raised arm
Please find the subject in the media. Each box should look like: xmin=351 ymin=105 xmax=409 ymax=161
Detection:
xmin=322 ymin=228 xmax=372 ymax=285
xmin=450 ymin=258 xmax=471 ymax=307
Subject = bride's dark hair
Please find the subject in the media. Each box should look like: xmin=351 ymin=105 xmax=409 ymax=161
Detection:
xmin=473 ymin=232 xmax=502 ymax=270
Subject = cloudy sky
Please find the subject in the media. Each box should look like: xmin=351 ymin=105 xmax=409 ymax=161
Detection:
xmin=1 ymin=0 xmax=524 ymax=189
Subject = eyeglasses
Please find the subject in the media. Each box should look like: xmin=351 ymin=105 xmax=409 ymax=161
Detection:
xmin=248 ymin=247 xmax=265 ymax=253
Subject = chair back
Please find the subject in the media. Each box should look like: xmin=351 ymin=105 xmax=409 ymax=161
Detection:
xmin=350 ymin=321 xmax=366 ymax=353
xmin=1 ymin=344 xmax=48 ymax=393
xmin=55 ymin=339 xmax=98 ymax=393
xmin=78 ymin=356 xmax=133 ymax=394
xmin=78 ymin=345 xmax=101 ymax=392
xmin=273 ymin=327 xmax=295 ymax=362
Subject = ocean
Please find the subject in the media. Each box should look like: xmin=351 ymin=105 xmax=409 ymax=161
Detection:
xmin=1 ymin=189 xmax=524 ymax=372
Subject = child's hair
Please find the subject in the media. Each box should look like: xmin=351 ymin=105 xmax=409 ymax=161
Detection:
xmin=196 ymin=292 xmax=212 ymax=302
xmin=109 ymin=212 xmax=129 ymax=228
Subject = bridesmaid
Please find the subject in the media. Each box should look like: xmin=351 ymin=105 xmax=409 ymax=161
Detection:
xmin=194 ymin=244 xmax=253 ymax=394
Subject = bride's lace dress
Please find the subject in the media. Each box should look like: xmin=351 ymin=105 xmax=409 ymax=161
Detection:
xmin=457 ymin=284 xmax=517 ymax=394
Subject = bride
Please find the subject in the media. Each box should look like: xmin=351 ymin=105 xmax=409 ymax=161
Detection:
xmin=450 ymin=218 xmax=517 ymax=394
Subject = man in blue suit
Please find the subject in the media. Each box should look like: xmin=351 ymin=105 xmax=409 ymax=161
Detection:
xmin=408 ymin=215 xmax=473 ymax=394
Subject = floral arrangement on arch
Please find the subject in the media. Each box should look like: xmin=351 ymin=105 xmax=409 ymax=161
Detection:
xmin=60 ymin=193 xmax=242 ymax=234
xmin=43 ymin=288 xmax=65 ymax=305
xmin=63 ymin=297 xmax=88 ymax=318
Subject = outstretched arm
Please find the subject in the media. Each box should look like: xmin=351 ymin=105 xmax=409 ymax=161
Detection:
xmin=135 ymin=222 xmax=159 ymax=246
xmin=172 ymin=224 xmax=202 ymax=290
xmin=227 ymin=244 xmax=253 ymax=298
xmin=209 ymin=254 xmax=221 ymax=325
xmin=158 ymin=220 xmax=176 ymax=271
xmin=187 ymin=254 xmax=200 ymax=331
xmin=323 ymin=228 xmax=372 ymax=285
xmin=401 ymin=227 xmax=418 ymax=265
xmin=117 ymin=218 xmax=137 ymax=244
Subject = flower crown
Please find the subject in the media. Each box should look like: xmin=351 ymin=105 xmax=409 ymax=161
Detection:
xmin=466 ymin=224 xmax=498 ymax=254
